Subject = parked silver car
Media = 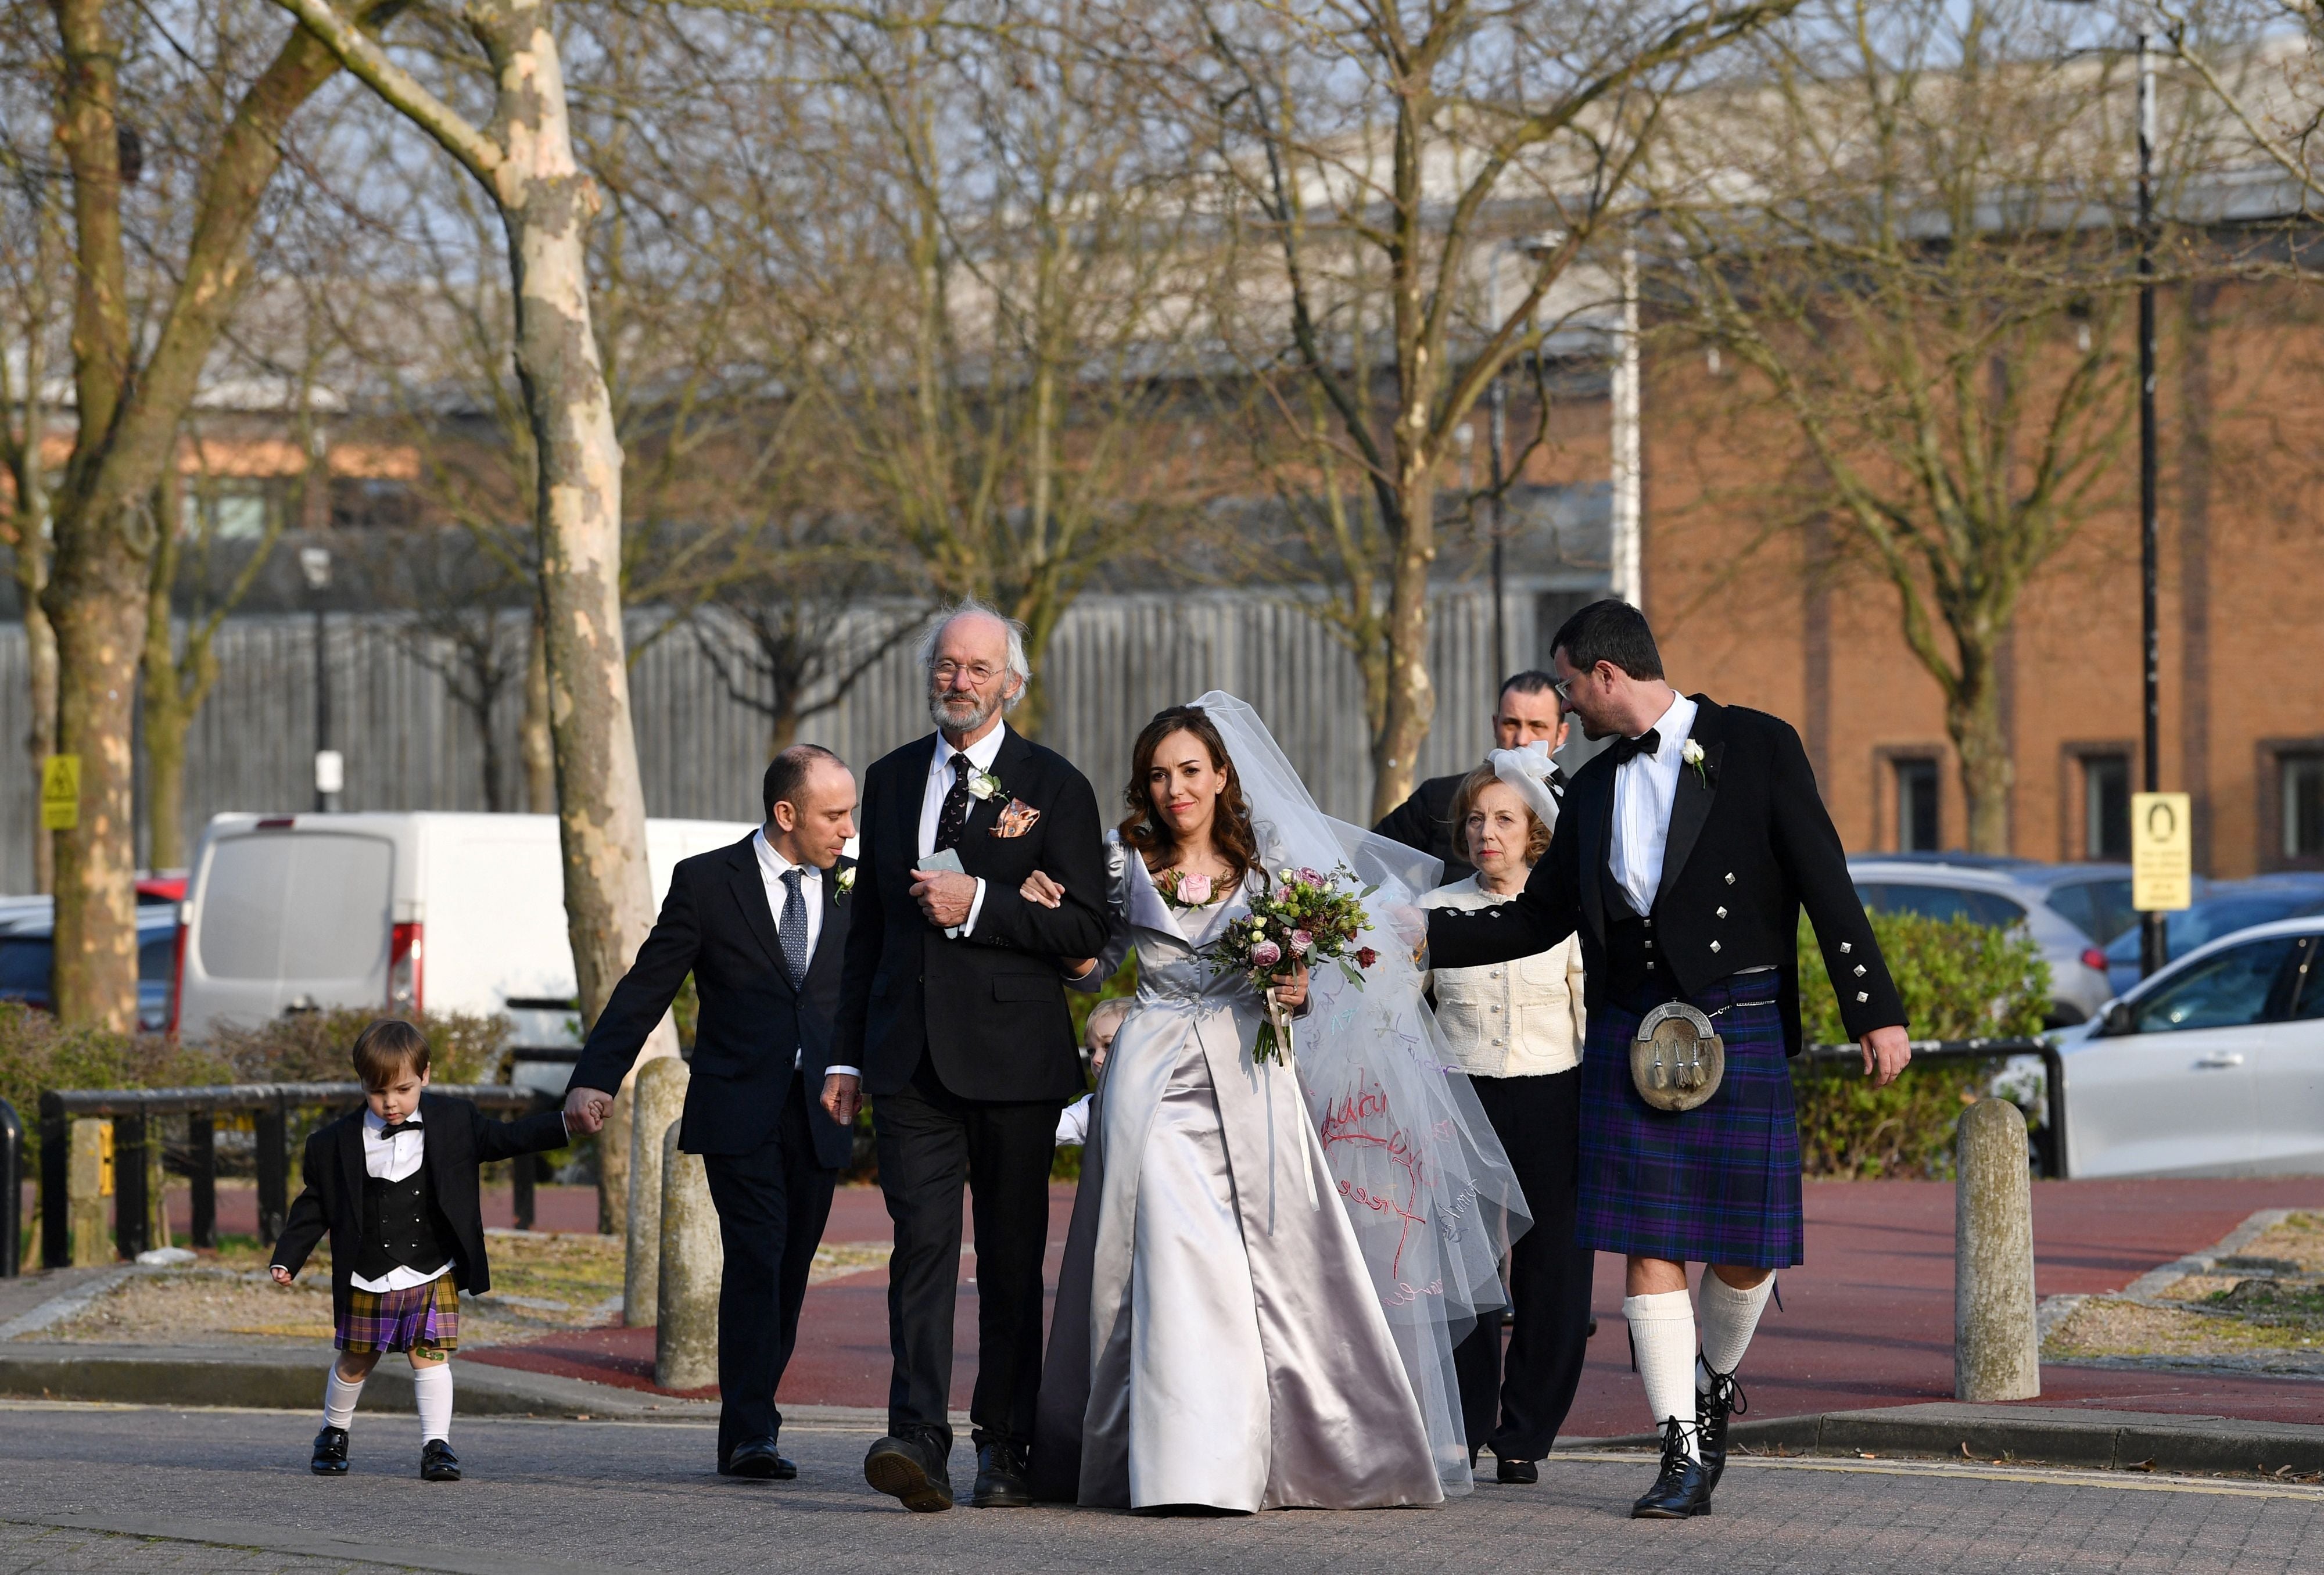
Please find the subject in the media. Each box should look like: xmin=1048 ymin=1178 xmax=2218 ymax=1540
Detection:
xmin=2056 ymin=915 xmax=2324 ymax=1177
xmin=1846 ymin=855 xmax=2161 ymax=1027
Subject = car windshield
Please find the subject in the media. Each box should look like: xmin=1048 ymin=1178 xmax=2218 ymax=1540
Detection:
xmin=2045 ymin=879 xmax=2138 ymax=946
xmin=2106 ymin=894 xmax=2315 ymax=964
xmin=1857 ymin=882 xmax=2029 ymax=929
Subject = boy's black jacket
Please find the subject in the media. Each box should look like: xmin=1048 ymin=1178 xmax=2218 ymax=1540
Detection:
xmin=269 ymin=1093 xmax=569 ymax=1323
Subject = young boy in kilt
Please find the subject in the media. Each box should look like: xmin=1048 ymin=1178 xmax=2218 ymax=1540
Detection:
xmin=1423 ymin=602 xmax=1911 ymax=1520
xmin=270 ymin=1018 xmax=572 ymax=1480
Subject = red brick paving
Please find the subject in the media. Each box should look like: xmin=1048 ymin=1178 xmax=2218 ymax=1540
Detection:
xmin=34 ymin=1174 xmax=2324 ymax=1430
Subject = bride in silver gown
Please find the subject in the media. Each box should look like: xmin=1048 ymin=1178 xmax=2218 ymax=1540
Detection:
xmin=1027 ymin=695 xmax=1528 ymax=1512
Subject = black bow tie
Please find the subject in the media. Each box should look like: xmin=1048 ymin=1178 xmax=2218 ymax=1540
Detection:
xmin=1610 ymin=729 xmax=1661 ymax=766
xmin=378 ymin=1120 xmax=419 ymax=1140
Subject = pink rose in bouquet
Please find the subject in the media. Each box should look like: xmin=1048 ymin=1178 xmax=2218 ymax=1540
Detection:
xmin=1289 ymin=929 xmax=1314 ymax=956
xmin=1204 ymin=862 xmax=1380 ymax=1065
xmin=1249 ymin=938 xmax=1283 ymax=968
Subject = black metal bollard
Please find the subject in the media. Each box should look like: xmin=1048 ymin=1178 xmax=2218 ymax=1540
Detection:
xmin=188 ymin=1113 xmax=217 ymax=1249
xmin=255 ymin=1098 xmax=289 ymax=1245
xmin=1 ymin=1097 xmax=21 ymax=1278
xmin=113 ymin=1106 xmax=149 ymax=1261
xmin=38 ymin=1092 xmax=66 ymax=1271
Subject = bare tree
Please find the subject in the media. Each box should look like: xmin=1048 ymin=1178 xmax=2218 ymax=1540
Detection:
xmin=1640 ymin=0 xmax=2247 ymax=849
xmin=1192 ymin=0 xmax=1804 ymax=818
xmin=28 ymin=0 xmax=399 ymax=1027
xmin=0 ymin=138 xmax=65 ymax=895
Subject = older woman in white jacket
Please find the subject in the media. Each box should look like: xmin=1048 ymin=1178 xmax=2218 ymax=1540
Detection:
xmin=1421 ymin=762 xmax=1598 ymax=1484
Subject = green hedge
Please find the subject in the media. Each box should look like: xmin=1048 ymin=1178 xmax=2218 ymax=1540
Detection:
xmin=1791 ymin=910 xmax=2049 ymax=1178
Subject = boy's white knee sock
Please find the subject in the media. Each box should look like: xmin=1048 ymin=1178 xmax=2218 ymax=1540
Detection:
xmin=324 ymin=1367 xmax=365 ymax=1430
xmin=1697 ymin=1272 xmax=1775 ymax=1390
xmin=413 ymin=1361 xmax=453 ymax=1444
xmin=1622 ymin=1289 xmax=1699 ymax=1461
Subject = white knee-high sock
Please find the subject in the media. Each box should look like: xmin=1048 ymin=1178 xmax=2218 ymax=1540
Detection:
xmin=1622 ymin=1289 xmax=1698 ymax=1461
xmin=324 ymin=1367 xmax=365 ymax=1429
xmin=1697 ymin=1273 xmax=1774 ymax=1390
xmin=412 ymin=1361 xmax=453 ymax=1444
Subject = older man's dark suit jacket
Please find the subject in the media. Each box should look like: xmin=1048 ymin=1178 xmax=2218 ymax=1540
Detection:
xmin=1426 ymin=697 xmax=1905 ymax=1054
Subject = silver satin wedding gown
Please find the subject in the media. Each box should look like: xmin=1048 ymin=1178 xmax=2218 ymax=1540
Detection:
xmin=1031 ymin=850 xmax=1444 ymax=1512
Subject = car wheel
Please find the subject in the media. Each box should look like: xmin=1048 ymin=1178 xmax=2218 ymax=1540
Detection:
xmin=2043 ymin=1001 xmax=2086 ymax=1030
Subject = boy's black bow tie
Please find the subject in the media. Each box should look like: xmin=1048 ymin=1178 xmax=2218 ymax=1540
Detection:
xmin=1610 ymin=729 xmax=1662 ymax=766
xmin=377 ymin=1120 xmax=419 ymax=1139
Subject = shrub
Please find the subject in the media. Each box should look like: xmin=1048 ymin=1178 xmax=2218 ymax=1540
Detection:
xmin=0 ymin=1003 xmax=232 ymax=1175
xmin=200 ymin=1007 xmax=511 ymax=1086
xmin=1791 ymin=910 xmax=2049 ymax=1178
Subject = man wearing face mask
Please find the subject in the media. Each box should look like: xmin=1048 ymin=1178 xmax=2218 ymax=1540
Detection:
xmin=1374 ymin=671 xmax=1569 ymax=884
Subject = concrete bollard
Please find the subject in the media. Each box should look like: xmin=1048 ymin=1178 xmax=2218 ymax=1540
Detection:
xmin=655 ymin=1121 xmax=723 ymax=1391
xmin=148 ymin=1133 xmax=171 ymax=1253
xmin=624 ymin=1056 xmax=691 ymax=1327
xmin=1956 ymin=1097 xmax=2040 ymax=1402
xmin=67 ymin=1119 xmax=108 ymax=1268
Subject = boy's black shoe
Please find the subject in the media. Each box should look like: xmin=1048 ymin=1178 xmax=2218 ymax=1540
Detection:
xmin=1629 ymin=1419 xmax=1712 ymax=1519
xmin=863 ymin=1431 xmax=952 ymax=1513
xmin=309 ymin=1426 xmax=349 ymax=1476
xmin=1494 ymin=1456 xmax=1538 ymax=1486
xmin=420 ymin=1440 xmax=461 ymax=1482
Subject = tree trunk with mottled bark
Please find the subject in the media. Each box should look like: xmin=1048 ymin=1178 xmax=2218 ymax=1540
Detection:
xmin=522 ymin=599 xmax=555 ymax=813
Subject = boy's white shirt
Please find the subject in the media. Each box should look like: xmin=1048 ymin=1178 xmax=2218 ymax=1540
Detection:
xmin=1055 ymin=1093 xmax=1092 ymax=1146
xmin=352 ymin=1107 xmax=453 ymax=1293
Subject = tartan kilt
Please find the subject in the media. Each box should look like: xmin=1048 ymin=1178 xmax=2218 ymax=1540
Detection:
xmin=1576 ymin=970 xmax=1804 ymax=1269
xmin=336 ymin=1273 xmax=460 ymax=1355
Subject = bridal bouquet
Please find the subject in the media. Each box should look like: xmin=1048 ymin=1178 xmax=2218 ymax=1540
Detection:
xmin=1209 ymin=863 xmax=1380 ymax=1065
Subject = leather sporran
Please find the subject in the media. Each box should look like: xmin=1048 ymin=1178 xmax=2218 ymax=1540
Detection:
xmin=1629 ymin=1002 xmax=1725 ymax=1113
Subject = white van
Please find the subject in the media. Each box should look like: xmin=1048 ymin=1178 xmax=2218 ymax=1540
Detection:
xmin=174 ymin=812 xmax=755 ymax=1065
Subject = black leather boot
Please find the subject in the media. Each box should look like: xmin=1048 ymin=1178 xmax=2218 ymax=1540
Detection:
xmin=864 ymin=1430 xmax=953 ymax=1513
xmin=1698 ymin=1367 xmax=1749 ymax=1494
xmin=1629 ymin=1418 xmax=1712 ymax=1519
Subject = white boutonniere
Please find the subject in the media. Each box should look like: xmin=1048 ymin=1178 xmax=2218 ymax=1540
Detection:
xmin=835 ymin=866 xmax=856 ymax=899
xmin=1681 ymin=737 xmax=1710 ymax=787
xmin=966 ymin=766 xmax=1005 ymax=802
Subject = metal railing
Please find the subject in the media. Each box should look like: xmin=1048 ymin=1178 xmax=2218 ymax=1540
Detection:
xmin=1803 ymin=1036 xmax=2064 ymax=1178
xmin=36 ymin=1082 xmax=554 ymax=1269
xmin=2 ymin=1097 xmax=21 ymax=1278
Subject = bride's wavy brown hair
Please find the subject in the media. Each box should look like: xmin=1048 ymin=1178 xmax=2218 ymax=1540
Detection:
xmin=1118 ymin=705 xmax=1261 ymax=890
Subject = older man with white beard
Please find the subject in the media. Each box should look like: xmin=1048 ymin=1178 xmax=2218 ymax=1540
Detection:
xmin=833 ymin=600 xmax=1110 ymax=1513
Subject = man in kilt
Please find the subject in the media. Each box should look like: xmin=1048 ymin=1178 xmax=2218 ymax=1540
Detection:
xmin=1422 ymin=601 xmax=1910 ymax=1518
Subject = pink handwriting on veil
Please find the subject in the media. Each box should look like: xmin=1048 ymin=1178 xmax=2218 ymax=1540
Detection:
xmin=1336 ymin=1178 xmax=1423 ymax=1279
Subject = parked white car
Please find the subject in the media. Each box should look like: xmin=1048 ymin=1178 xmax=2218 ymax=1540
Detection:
xmin=174 ymin=812 xmax=755 ymax=1066
xmin=2056 ymin=915 xmax=2324 ymax=1178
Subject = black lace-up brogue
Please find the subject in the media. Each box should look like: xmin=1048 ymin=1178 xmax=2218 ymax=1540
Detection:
xmin=1629 ymin=1418 xmax=1712 ymax=1519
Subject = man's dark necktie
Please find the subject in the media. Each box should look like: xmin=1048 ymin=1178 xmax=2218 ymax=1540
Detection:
xmin=778 ymin=867 xmax=809 ymax=987
xmin=934 ymin=754 xmax=973 ymax=852
xmin=1609 ymin=728 xmax=1662 ymax=767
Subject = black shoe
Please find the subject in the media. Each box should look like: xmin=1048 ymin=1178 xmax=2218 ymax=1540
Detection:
xmin=1698 ymin=1367 xmax=1748 ymax=1494
xmin=721 ymin=1437 xmax=796 ymax=1480
xmin=1629 ymin=1419 xmax=1711 ymax=1519
xmin=309 ymin=1425 xmax=349 ymax=1476
xmin=865 ymin=1433 xmax=953 ymax=1513
xmin=420 ymin=1439 xmax=461 ymax=1483
xmin=1588 ymin=1316 xmax=1600 ymax=1338
xmin=1494 ymin=1456 xmax=1538 ymax=1486
xmin=970 ymin=1440 xmax=1032 ymax=1508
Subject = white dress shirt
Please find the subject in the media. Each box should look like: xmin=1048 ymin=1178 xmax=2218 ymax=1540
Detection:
xmin=350 ymin=1107 xmax=451 ymax=1293
xmin=1610 ymin=691 xmax=1698 ymax=917
xmin=754 ymin=828 xmax=857 ymax=1080
xmin=916 ymin=726 xmax=1005 ymax=937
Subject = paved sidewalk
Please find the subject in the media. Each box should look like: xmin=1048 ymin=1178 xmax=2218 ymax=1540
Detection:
xmin=3 ymin=1401 xmax=2323 ymax=1574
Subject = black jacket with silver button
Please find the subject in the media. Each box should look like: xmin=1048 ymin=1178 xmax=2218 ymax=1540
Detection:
xmin=1424 ymin=696 xmax=1905 ymax=1056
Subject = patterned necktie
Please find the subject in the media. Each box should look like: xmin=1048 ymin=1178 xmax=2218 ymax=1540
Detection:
xmin=778 ymin=868 xmax=809 ymax=987
xmin=934 ymin=754 xmax=973 ymax=853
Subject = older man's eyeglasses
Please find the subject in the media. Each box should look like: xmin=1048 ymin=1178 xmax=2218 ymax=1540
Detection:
xmin=933 ymin=659 xmax=1004 ymax=686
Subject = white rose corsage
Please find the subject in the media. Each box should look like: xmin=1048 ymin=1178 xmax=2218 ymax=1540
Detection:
xmin=836 ymin=866 xmax=856 ymax=898
xmin=1680 ymin=737 xmax=1709 ymax=787
xmin=966 ymin=767 xmax=1006 ymax=802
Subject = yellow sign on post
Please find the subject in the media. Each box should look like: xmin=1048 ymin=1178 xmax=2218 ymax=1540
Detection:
xmin=2132 ymin=791 xmax=2194 ymax=912
xmin=40 ymin=754 xmax=79 ymax=831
